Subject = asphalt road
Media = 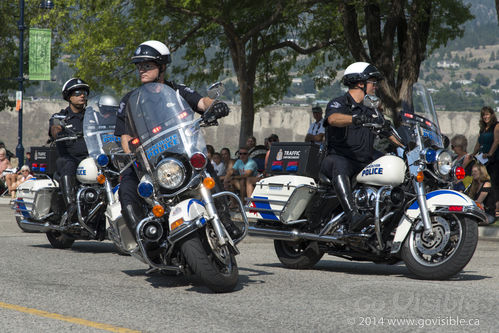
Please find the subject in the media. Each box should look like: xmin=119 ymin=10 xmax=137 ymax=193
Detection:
xmin=0 ymin=201 xmax=498 ymax=333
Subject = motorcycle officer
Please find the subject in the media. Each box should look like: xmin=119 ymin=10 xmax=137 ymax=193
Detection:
xmin=115 ymin=40 xmax=237 ymax=240
xmin=321 ymin=62 xmax=400 ymax=233
xmin=48 ymin=78 xmax=90 ymax=221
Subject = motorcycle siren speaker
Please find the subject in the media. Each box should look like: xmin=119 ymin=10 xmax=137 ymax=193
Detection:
xmin=142 ymin=220 xmax=163 ymax=242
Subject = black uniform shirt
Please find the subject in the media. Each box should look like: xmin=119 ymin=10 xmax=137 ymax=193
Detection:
xmin=324 ymin=92 xmax=381 ymax=163
xmin=48 ymin=106 xmax=88 ymax=158
xmin=115 ymin=81 xmax=203 ymax=137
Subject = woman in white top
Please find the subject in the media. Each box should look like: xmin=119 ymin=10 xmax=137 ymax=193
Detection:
xmin=9 ymin=165 xmax=33 ymax=198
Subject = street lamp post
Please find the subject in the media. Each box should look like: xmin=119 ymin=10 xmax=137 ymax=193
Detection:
xmin=16 ymin=0 xmax=53 ymax=167
xmin=16 ymin=0 xmax=26 ymax=167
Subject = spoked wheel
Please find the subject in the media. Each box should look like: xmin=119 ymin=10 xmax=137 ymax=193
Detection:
xmin=274 ymin=240 xmax=324 ymax=269
xmin=180 ymin=228 xmax=238 ymax=293
xmin=401 ymin=215 xmax=478 ymax=280
xmin=46 ymin=230 xmax=75 ymax=249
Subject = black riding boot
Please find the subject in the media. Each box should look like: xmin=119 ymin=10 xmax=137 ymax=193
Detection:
xmin=121 ymin=203 xmax=144 ymax=241
xmin=61 ymin=175 xmax=77 ymax=222
xmin=332 ymin=175 xmax=369 ymax=232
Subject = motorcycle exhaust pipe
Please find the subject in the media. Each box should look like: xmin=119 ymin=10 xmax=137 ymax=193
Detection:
xmin=18 ymin=219 xmax=70 ymax=233
xmin=248 ymin=226 xmax=347 ymax=244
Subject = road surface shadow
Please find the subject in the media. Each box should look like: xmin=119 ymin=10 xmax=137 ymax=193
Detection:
xmin=255 ymin=260 xmax=490 ymax=281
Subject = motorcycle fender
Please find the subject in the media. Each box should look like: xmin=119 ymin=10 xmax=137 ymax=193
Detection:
xmin=391 ymin=189 xmax=478 ymax=254
xmin=168 ymin=199 xmax=207 ymax=231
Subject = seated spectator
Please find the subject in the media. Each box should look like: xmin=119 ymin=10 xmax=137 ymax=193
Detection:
xmin=468 ymin=164 xmax=496 ymax=225
xmin=7 ymin=165 xmax=33 ymax=198
xmin=0 ymin=148 xmax=13 ymax=193
xmin=451 ymin=134 xmax=474 ymax=191
xmin=220 ymin=147 xmax=235 ymax=184
xmin=0 ymin=142 xmax=14 ymax=161
xmin=206 ymin=144 xmax=215 ymax=161
xmin=211 ymin=152 xmax=226 ymax=176
xmin=246 ymin=136 xmax=257 ymax=153
xmin=224 ymin=146 xmax=258 ymax=202
xmin=264 ymin=134 xmax=279 ymax=173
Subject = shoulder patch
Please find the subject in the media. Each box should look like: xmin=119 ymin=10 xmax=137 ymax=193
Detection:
xmin=329 ymin=101 xmax=342 ymax=109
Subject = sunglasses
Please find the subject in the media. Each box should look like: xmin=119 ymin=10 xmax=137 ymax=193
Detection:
xmin=239 ymin=152 xmax=248 ymax=155
xmin=70 ymin=90 xmax=88 ymax=97
xmin=367 ymin=80 xmax=378 ymax=86
xmin=136 ymin=63 xmax=158 ymax=71
xmin=22 ymin=170 xmax=29 ymax=173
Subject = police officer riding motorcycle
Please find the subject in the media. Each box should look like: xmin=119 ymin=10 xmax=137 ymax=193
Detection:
xmin=114 ymin=41 xmax=246 ymax=292
xmin=321 ymin=62 xmax=402 ymax=233
xmin=49 ymin=78 xmax=91 ymax=225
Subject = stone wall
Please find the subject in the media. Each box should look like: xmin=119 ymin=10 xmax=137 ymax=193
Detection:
xmin=0 ymin=101 xmax=482 ymax=159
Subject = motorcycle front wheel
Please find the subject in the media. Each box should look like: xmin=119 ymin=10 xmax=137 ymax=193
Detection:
xmin=274 ymin=240 xmax=324 ymax=269
xmin=401 ymin=215 xmax=478 ymax=280
xmin=180 ymin=230 xmax=238 ymax=293
xmin=46 ymin=230 xmax=75 ymax=249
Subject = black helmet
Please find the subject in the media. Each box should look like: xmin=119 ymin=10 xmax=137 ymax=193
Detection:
xmin=62 ymin=78 xmax=90 ymax=101
xmin=131 ymin=40 xmax=172 ymax=65
xmin=342 ymin=62 xmax=383 ymax=87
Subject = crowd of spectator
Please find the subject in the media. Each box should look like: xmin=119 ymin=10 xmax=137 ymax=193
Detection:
xmin=206 ymin=134 xmax=279 ymax=207
xmin=451 ymin=105 xmax=499 ymax=225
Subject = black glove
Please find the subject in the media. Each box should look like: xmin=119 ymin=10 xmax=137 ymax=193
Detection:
xmin=352 ymin=110 xmax=371 ymax=126
xmin=203 ymin=102 xmax=230 ymax=124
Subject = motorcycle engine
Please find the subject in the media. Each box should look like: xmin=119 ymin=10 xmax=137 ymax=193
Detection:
xmin=353 ymin=186 xmax=377 ymax=211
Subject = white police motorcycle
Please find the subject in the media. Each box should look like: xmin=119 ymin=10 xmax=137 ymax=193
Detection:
xmin=117 ymin=82 xmax=248 ymax=293
xmin=12 ymin=95 xmax=128 ymax=252
xmin=247 ymin=83 xmax=486 ymax=280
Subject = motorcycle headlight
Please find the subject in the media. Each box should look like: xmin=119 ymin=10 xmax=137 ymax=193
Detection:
xmin=434 ymin=149 xmax=452 ymax=176
xmin=156 ymin=158 xmax=186 ymax=189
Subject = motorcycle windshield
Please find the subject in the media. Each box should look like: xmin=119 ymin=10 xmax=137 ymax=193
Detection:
xmin=83 ymin=96 xmax=121 ymax=158
xmin=125 ymin=83 xmax=207 ymax=167
xmin=400 ymin=83 xmax=443 ymax=148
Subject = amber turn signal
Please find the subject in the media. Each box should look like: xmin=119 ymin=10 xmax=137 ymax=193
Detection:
xmin=416 ymin=171 xmax=424 ymax=183
xmin=152 ymin=205 xmax=165 ymax=217
xmin=170 ymin=218 xmax=184 ymax=231
xmin=97 ymin=174 xmax=106 ymax=184
xmin=203 ymin=177 xmax=216 ymax=190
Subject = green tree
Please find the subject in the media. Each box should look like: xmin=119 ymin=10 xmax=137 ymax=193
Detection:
xmin=475 ymin=73 xmax=490 ymax=86
xmin=340 ymin=0 xmax=473 ymax=122
xmin=39 ymin=1 xmax=345 ymax=146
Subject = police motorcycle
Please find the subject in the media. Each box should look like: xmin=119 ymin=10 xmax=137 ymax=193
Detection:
xmin=119 ymin=82 xmax=248 ymax=293
xmin=12 ymin=95 xmax=127 ymax=252
xmin=247 ymin=83 xmax=486 ymax=280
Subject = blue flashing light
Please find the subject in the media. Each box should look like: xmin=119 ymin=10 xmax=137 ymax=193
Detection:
xmin=425 ymin=149 xmax=437 ymax=163
xmin=39 ymin=167 xmax=46 ymax=172
xmin=97 ymin=154 xmax=109 ymax=167
xmin=137 ymin=181 xmax=154 ymax=198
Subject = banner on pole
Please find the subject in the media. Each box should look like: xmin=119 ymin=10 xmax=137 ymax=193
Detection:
xmin=16 ymin=91 xmax=23 ymax=111
xmin=29 ymin=28 xmax=51 ymax=80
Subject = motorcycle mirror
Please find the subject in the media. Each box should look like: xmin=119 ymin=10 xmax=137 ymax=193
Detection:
xmin=363 ymin=94 xmax=380 ymax=109
xmin=442 ymin=135 xmax=450 ymax=149
xmin=207 ymin=82 xmax=225 ymax=99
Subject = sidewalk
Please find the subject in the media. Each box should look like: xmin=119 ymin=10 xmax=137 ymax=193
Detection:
xmin=3 ymin=196 xmax=498 ymax=240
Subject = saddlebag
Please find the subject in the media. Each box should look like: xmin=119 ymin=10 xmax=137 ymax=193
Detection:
xmin=246 ymin=175 xmax=317 ymax=224
xmin=265 ymin=142 xmax=322 ymax=179
xmin=13 ymin=179 xmax=59 ymax=220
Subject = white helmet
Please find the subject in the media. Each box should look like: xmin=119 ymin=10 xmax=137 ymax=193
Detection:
xmin=342 ymin=62 xmax=383 ymax=86
xmin=131 ymin=40 xmax=172 ymax=65
xmin=97 ymin=95 xmax=119 ymax=115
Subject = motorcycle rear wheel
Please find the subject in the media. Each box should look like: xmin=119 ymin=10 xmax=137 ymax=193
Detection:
xmin=46 ymin=230 xmax=75 ymax=249
xmin=274 ymin=240 xmax=324 ymax=269
xmin=401 ymin=215 xmax=478 ymax=280
xmin=180 ymin=231 xmax=238 ymax=293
